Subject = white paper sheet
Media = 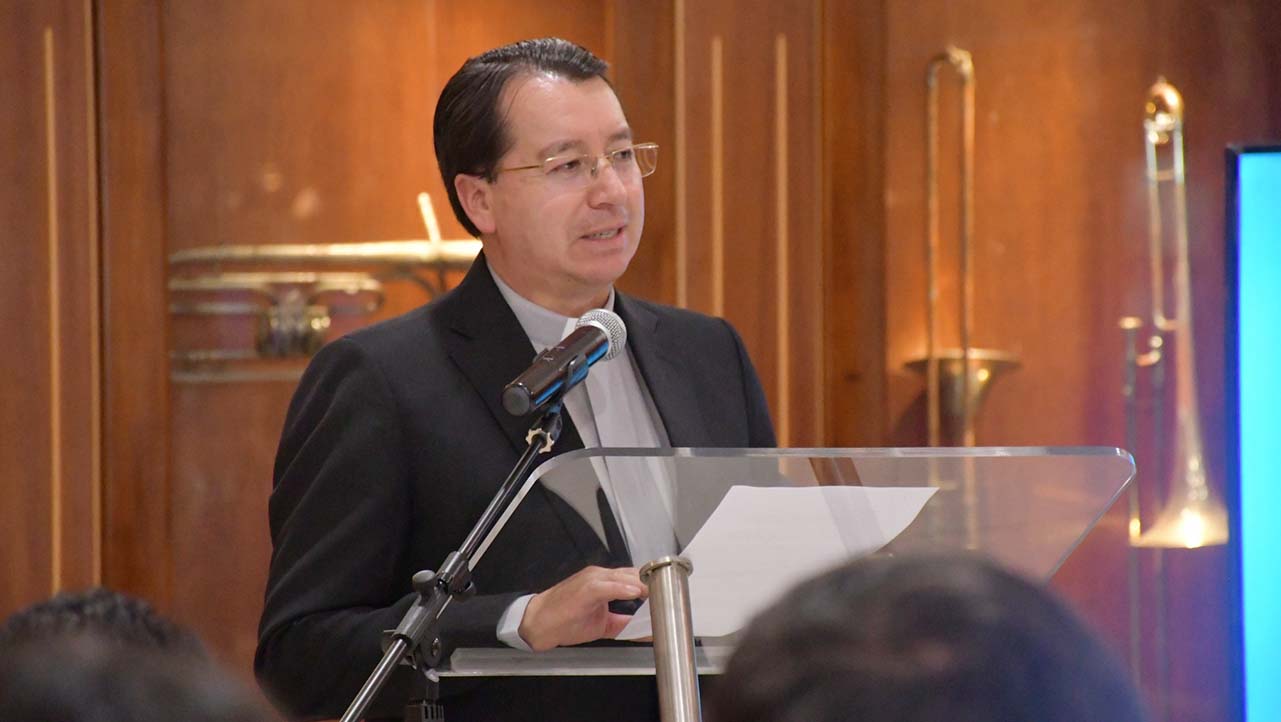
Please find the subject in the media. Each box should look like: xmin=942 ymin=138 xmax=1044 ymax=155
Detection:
xmin=618 ymin=484 xmax=937 ymax=640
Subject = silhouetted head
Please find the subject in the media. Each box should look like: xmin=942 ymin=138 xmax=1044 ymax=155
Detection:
xmin=708 ymin=553 xmax=1148 ymax=722
xmin=0 ymin=587 xmax=204 ymax=657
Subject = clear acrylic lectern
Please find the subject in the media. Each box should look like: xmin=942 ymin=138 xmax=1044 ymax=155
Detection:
xmin=439 ymin=446 xmax=1133 ymax=678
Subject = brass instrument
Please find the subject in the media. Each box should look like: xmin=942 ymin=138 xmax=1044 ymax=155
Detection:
xmin=907 ymin=46 xmax=1018 ymax=446
xmin=1123 ymin=79 xmax=1229 ymax=549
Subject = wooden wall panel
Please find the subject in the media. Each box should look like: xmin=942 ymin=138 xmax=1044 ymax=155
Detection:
xmin=98 ymin=0 xmax=172 ymax=615
xmin=611 ymin=0 xmax=679 ymax=306
xmin=0 ymin=0 xmax=101 ymax=617
xmin=823 ymin=0 xmax=888 ymax=447
xmin=675 ymin=0 xmax=825 ymax=446
xmin=0 ymin=0 xmax=56 ymax=616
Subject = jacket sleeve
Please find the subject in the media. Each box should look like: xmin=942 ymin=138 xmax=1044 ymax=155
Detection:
xmin=254 ymin=338 xmax=520 ymax=720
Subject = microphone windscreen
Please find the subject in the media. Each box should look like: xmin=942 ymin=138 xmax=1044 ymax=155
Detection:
xmin=576 ymin=308 xmax=627 ymax=361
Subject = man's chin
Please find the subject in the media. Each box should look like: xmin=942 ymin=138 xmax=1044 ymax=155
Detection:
xmin=571 ymin=248 xmax=635 ymax=284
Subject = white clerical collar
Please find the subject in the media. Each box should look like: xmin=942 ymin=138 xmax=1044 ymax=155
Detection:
xmin=488 ymin=264 xmax=616 ymax=352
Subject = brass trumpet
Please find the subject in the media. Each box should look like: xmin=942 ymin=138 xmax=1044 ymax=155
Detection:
xmin=1123 ymin=79 xmax=1228 ymax=549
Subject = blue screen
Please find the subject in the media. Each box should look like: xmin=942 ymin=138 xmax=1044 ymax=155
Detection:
xmin=1237 ymin=150 xmax=1281 ymax=722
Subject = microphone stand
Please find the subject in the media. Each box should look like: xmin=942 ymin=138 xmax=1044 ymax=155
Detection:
xmin=338 ymin=400 xmax=566 ymax=722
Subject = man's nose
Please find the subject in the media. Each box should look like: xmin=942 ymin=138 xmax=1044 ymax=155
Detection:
xmin=586 ymin=158 xmax=628 ymax=205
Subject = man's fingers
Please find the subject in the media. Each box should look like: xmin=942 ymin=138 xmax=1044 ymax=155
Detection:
xmin=587 ymin=579 xmax=646 ymax=602
xmin=603 ymin=613 xmax=636 ymax=639
xmin=604 ymin=568 xmax=647 ymax=594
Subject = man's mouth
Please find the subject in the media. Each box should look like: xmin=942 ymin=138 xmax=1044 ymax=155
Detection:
xmin=582 ymin=225 xmax=624 ymax=240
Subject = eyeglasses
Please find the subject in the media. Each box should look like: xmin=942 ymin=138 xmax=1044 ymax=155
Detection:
xmin=496 ymin=143 xmax=659 ymax=187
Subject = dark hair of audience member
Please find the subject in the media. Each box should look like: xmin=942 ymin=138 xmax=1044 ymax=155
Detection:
xmin=433 ymin=36 xmax=610 ymax=237
xmin=0 ymin=637 xmax=277 ymax=722
xmin=0 ymin=586 xmax=205 ymax=657
xmin=707 ymin=554 xmax=1149 ymax=722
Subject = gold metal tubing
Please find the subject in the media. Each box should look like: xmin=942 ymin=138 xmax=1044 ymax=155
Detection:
xmin=1119 ymin=317 xmax=1143 ymax=681
xmin=170 ymin=367 xmax=306 ymax=385
xmin=168 ymin=271 xmax=383 ymax=295
xmin=925 ymin=47 xmax=975 ymax=446
xmin=168 ymin=239 xmax=480 ymax=267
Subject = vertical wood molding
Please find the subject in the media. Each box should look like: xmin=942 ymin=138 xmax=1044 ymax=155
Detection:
xmin=85 ymin=0 xmax=103 ymax=584
xmin=98 ymin=0 xmax=172 ymax=607
xmin=710 ymin=34 xmax=724 ymax=316
xmin=773 ymin=32 xmax=791 ymax=444
xmin=808 ymin=3 xmax=826 ymax=446
xmin=823 ymin=0 xmax=888 ymax=446
xmin=674 ymin=0 xmax=688 ymax=308
xmin=44 ymin=26 xmax=64 ymax=593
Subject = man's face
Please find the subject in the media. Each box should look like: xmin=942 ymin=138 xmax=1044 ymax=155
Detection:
xmin=469 ymin=73 xmax=644 ymax=313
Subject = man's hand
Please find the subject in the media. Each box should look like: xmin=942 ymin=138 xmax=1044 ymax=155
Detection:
xmin=517 ymin=566 xmax=647 ymax=652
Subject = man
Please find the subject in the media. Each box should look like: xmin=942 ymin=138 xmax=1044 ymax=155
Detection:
xmin=256 ymin=38 xmax=774 ymax=720
xmin=707 ymin=554 xmax=1149 ymax=722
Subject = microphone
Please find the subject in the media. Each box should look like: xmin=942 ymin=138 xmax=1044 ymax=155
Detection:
xmin=502 ymin=309 xmax=627 ymax=417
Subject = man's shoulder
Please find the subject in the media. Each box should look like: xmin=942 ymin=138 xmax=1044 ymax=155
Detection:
xmin=619 ymin=294 xmax=741 ymax=354
xmin=324 ymin=290 xmax=461 ymax=371
xmin=621 ymin=294 xmax=731 ymax=333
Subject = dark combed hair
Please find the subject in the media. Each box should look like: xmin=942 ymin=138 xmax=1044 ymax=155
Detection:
xmin=0 ymin=638 xmax=276 ymax=722
xmin=0 ymin=587 xmax=205 ymax=657
xmin=707 ymin=554 xmax=1149 ymax=722
xmin=433 ymin=37 xmax=610 ymax=237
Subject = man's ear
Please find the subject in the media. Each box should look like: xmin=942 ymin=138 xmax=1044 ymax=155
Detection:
xmin=454 ymin=173 xmax=497 ymax=236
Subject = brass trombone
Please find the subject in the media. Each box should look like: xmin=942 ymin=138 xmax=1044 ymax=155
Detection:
xmin=1123 ymin=79 xmax=1229 ymax=550
xmin=907 ymin=46 xmax=1018 ymax=446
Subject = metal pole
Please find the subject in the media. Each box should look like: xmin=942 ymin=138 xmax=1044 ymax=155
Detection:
xmin=640 ymin=556 xmax=700 ymax=722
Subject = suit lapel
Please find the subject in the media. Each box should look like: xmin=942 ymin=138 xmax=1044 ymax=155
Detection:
xmin=440 ymin=254 xmax=599 ymax=560
xmin=440 ymin=253 xmax=584 ymax=455
xmin=615 ymin=293 xmax=712 ymax=448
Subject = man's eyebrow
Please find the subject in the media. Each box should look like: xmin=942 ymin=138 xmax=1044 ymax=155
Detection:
xmin=535 ymin=128 xmax=634 ymax=159
xmin=537 ymin=140 xmax=583 ymax=158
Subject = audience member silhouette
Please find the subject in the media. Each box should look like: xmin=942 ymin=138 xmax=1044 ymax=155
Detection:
xmin=0 ymin=588 xmax=275 ymax=722
xmin=707 ymin=554 xmax=1149 ymax=722
xmin=0 ymin=586 xmax=204 ymax=656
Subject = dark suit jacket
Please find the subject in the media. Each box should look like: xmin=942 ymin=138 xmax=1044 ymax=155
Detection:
xmin=255 ymin=254 xmax=775 ymax=721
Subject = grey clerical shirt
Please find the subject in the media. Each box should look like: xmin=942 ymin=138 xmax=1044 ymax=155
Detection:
xmin=489 ymin=267 xmax=674 ymax=650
